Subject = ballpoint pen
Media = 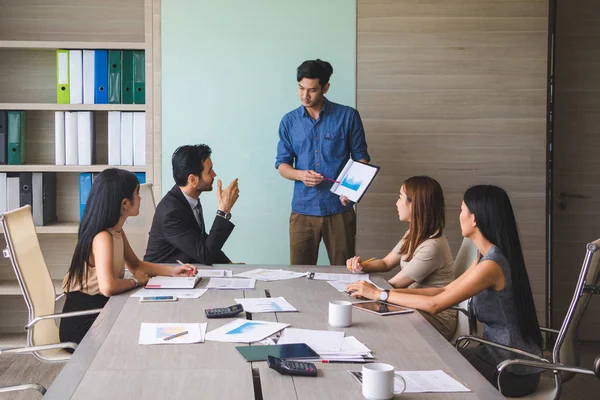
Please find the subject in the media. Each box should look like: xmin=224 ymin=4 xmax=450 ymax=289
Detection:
xmin=163 ymin=330 xmax=189 ymax=341
xmin=323 ymin=177 xmax=341 ymax=184
xmin=176 ymin=259 xmax=195 ymax=277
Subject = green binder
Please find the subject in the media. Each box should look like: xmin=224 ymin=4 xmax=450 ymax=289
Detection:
xmin=133 ymin=51 xmax=145 ymax=104
xmin=108 ymin=50 xmax=122 ymax=104
xmin=121 ymin=51 xmax=134 ymax=104
xmin=56 ymin=50 xmax=70 ymax=104
xmin=7 ymin=111 xmax=26 ymax=165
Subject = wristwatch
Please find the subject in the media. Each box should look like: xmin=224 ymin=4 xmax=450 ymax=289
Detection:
xmin=216 ymin=210 xmax=232 ymax=221
xmin=379 ymin=289 xmax=390 ymax=302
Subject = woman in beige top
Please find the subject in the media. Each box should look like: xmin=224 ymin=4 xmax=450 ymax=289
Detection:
xmin=60 ymin=169 xmax=197 ymax=346
xmin=346 ymin=176 xmax=457 ymax=340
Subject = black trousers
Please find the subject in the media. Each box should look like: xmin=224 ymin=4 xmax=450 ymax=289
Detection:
xmin=59 ymin=291 xmax=109 ymax=349
xmin=459 ymin=346 xmax=540 ymax=397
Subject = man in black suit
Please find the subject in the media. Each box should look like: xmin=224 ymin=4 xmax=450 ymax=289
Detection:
xmin=144 ymin=144 xmax=239 ymax=264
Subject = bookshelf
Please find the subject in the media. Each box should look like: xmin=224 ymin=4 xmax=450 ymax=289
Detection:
xmin=0 ymin=0 xmax=161 ymax=333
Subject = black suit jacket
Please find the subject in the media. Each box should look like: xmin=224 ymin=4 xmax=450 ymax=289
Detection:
xmin=144 ymin=185 xmax=233 ymax=265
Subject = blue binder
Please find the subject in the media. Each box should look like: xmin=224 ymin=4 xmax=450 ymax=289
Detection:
xmin=134 ymin=172 xmax=146 ymax=184
xmin=94 ymin=50 xmax=108 ymax=104
xmin=79 ymin=173 xmax=93 ymax=220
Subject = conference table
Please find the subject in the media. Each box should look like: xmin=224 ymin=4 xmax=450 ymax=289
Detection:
xmin=44 ymin=265 xmax=504 ymax=399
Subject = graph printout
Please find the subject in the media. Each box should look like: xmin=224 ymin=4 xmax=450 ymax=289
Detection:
xmin=330 ymin=159 xmax=380 ymax=203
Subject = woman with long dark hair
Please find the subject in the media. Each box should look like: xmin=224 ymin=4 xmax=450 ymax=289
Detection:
xmin=346 ymin=176 xmax=456 ymax=339
xmin=348 ymin=185 xmax=542 ymax=397
xmin=60 ymin=169 xmax=197 ymax=345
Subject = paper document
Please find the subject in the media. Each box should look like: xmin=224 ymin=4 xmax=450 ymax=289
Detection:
xmin=278 ymin=328 xmax=345 ymax=353
xmin=145 ymin=276 xmax=200 ymax=289
xmin=330 ymin=159 xmax=380 ymax=203
xmin=310 ymin=272 xmax=370 ymax=283
xmin=205 ymin=319 xmax=289 ymax=343
xmin=139 ymin=323 xmax=207 ymax=345
xmin=327 ymin=279 xmax=382 ymax=292
xmin=234 ymin=268 xmax=308 ymax=281
xmin=206 ymin=278 xmax=256 ymax=290
xmin=131 ymin=288 xmax=207 ymax=299
xmin=234 ymin=297 xmax=297 ymax=313
xmin=196 ymin=269 xmax=232 ymax=278
xmin=349 ymin=370 xmax=470 ymax=393
xmin=297 ymin=336 xmax=374 ymax=363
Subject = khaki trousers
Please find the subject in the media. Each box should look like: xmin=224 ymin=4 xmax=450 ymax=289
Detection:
xmin=289 ymin=208 xmax=356 ymax=266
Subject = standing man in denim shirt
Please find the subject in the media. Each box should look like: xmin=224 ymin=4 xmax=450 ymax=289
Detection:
xmin=275 ymin=59 xmax=370 ymax=266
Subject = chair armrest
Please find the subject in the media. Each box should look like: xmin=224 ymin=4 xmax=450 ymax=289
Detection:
xmin=24 ymin=308 xmax=103 ymax=330
xmin=454 ymin=335 xmax=547 ymax=362
xmin=451 ymin=305 xmax=470 ymax=317
xmin=0 ymin=384 xmax=46 ymax=395
xmin=0 ymin=342 xmax=77 ymax=355
xmin=55 ymin=292 xmax=65 ymax=302
xmin=539 ymin=326 xmax=560 ymax=334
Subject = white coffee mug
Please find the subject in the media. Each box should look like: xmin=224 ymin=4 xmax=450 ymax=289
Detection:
xmin=362 ymin=363 xmax=404 ymax=400
xmin=328 ymin=300 xmax=352 ymax=327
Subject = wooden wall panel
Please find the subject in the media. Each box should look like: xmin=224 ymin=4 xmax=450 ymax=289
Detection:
xmin=357 ymin=0 xmax=549 ymax=322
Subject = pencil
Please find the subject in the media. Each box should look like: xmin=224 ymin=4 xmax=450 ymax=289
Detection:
xmin=323 ymin=177 xmax=341 ymax=184
xmin=347 ymin=257 xmax=376 ymax=271
xmin=163 ymin=330 xmax=189 ymax=341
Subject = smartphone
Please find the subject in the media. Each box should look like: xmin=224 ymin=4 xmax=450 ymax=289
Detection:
xmin=139 ymin=296 xmax=178 ymax=302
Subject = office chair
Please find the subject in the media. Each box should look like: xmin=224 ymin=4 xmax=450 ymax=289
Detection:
xmin=124 ymin=183 xmax=156 ymax=257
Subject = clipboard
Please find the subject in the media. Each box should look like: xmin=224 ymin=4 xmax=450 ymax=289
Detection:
xmin=330 ymin=159 xmax=380 ymax=203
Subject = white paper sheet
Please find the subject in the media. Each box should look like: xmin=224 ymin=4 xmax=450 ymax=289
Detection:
xmin=326 ymin=279 xmax=382 ymax=292
xmin=130 ymin=288 xmax=208 ymax=299
xmin=206 ymin=278 xmax=256 ymax=290
xmin=396 ymin=370 xmax=470 ymax=393
xmin=145 ymin=276 xmax=200 ymax=289
xmin=138 ymin=323 xmax=207 ymax=345
xmin=278 ymin=328 xmax=345 ymax=353
xmin=234 ymin=268 xmax=308 ymax=281
xmin=205 ymin=319 xmax=289 ymax=343
xmin=310 ymin=272 xmax=370 ymax=283
xmin=196 ymin=269 xmax=233 ymax=278
xmin=234 ymin=297 xmax=297 ymax=313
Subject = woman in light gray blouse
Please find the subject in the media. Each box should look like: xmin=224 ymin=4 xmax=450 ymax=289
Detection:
xmin=348 ymin=185 xmax=542 ymax=397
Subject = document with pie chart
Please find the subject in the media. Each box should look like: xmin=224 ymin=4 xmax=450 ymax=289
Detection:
xmin=330 ymin=159 xmax=380 ymax=203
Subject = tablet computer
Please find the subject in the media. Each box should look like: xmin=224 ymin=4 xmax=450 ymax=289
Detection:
xmin=235 ymin=343 xmax=319 ymax=362
xmin=352 ymin=301 xmax=414 ymax=316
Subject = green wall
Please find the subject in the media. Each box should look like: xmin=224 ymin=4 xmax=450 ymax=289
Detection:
xmin=162 ymin=0 xmax=356 ymax=264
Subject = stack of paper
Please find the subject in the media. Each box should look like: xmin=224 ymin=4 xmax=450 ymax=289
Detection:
xmin=131 ymin=288 xmax=207 ymax=299
xmin=206 ymin=278 xmax=256 ymax=290
xmin=196 ymin=269 xmax=233 ymax=278
xmin=145 ymin=276 xmax=200 ymax=289
xmin=139 ymin=323 xmax=207 ymax=345
xmin=205 ymin=319 xmax=289 ymax=343
xmin=234 ymin=268 xmax=309 ymax=281
xmin=234 ymin=297 xmax=297 ymax=313
xmin=277 ymin=329 xmax=374 ymax=362
xmin=327 ymin=280 xmax=383 ymax=292
xmin=349 ymin=370 xmax=470 ymax=393
xmin=310 ymin=272 xmax=369 ymax=282
xmin=318 ymin=336 xmax=374 ymax=362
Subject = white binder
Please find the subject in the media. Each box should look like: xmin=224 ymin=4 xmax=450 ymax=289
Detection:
xmin=133 ymin=112 xmax=146 ymax=166
xmin=77 ymin=111 xmax=94 ymax=165
xmin=0 ymin=173 xmax=6 ymax=213
xmin=83 ymin=50 xmax=95 ymax=104
xmin=108 ymin=111 xmax=122 ymax=165
xmin=69 ymin=50 xmax=83 ymax=104
xmin=54 ymin=111 xmax=65 ymax=165
xmin=120 ymin=112 xmax=134 ymax=166
xmin=6 ymin=175 xmax=20 ymax=211
xmin=65 ymin=111 xmax=78 ymax=165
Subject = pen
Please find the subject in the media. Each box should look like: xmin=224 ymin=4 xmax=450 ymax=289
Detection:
xmin=321 ymin=360 xmax=373 ymax=364
xmin=176 ymin=260 xmax=195 ymax=277
xmin=323 ymin=177 xmax=341 ymax=184
xmin=347 ymin=257 xmax=376 ymax=271
xmin=163 ymin=330 xmax=189 ymax=341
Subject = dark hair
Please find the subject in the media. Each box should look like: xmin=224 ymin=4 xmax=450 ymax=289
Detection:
xmin=172 ymin=144 xmax=212 ymax=186
xmin=399 ymin=176 xmax=445 ymax=262
xmin=65 ymin=168 xmax=140 ymax=291
xmin=463 ymin=185 xmax=543 ymax=349
xmin=297 ymin=59 xmax=334 ymax=87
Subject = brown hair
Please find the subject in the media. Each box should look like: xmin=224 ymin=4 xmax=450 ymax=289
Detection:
xmin=398 ymin=176 xmax=446 ymax=262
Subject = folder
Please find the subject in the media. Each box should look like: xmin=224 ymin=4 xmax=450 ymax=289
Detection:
xmin=83 ymin=50 xmax=95 ymax=104
xmin=7 ymin=111 xmax=26 ymax=165
xmin=79 ymin=172 xmax=93 ymax=220
xmin=65 ymin=111 xmax=78 ymax=165
xmin=69 ymin=50 xmax=83 ymax=104
xmin=0 ymin=173 xmax=6 ymax=213
xmin=0 ymin=111 xmax=7 ymax=164
xmin=108 ymin=50 xmax=122 ymax=104
xmin=94 ymin=50 xmax=109 ymax=104
xmin=19 ymin=172 xmax=32 ymax=208
xmin=32 ymin=172 xmax=57 ymax=226
xmin=120 ymin=112 xmax=134 ymax=165
xmin=133 ymin=51 xmax=145 ymax=104
xmin=134 ymin=172 xmax=146 ymax=184
xmin=108 ymin=111 xmax=121 ymax=165
xmin=55 ymin=111 xmax=65 ymax=165
xmin=56 ymin=50 xmax=70 ymax=104
xmin=6 ymin=174 xmax=20 ymax=211
xmin=133 ymin=112 xmax=146 ymax=166
xmin=77 ymin=111 xmax=94 ymax=165
xmin=122 ymin=51 xmax=134 ymax=104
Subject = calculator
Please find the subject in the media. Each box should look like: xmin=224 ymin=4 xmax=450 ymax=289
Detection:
xmin=267 ymin=355 xmax=317 ymax=377
xmin=204 ymin=304 xmax=244 ymax=318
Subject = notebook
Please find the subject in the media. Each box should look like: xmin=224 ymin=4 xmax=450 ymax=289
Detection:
xmin=145 ymin=276 xmax=201 ymax=289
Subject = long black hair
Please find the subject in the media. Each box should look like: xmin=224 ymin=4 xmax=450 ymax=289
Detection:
xmin=463 ymin=185 xmax=543 ymax=349
xmin=65 ymin=168 xmax=139 ymax=292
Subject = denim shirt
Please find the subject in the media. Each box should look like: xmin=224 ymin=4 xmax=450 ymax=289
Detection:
xmin=275 ymin=98 xmax=370 ymax=216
